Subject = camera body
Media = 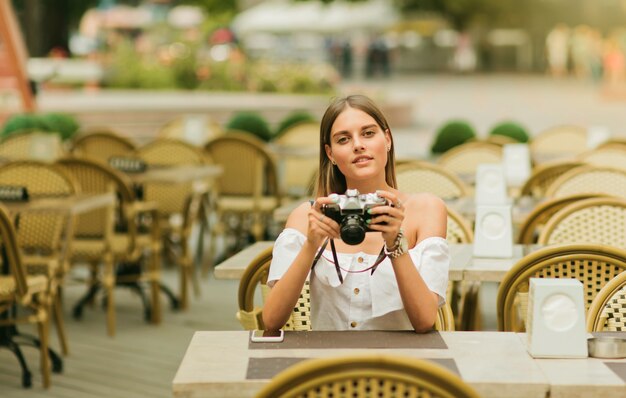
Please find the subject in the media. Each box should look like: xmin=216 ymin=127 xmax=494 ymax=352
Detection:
xmin=322 ymin=189 xmax=387 ymax=245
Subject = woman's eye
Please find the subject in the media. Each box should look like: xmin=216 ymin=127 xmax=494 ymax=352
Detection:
xmin=363 ymin=130 xmax=375 ymax=137
xmin=336 ymin=136 xmax=349 ymax=144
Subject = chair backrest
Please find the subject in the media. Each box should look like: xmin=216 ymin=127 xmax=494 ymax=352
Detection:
xmin=538 ymin=197 xmax=626 ymax=246
xmin=0 ymin=130 xmax=64 ymax=162
xmin=516 ymin=193 xmax=604 ymax=244
xmin=0 ymin=204 xmax=28 ymax=298
xmin=446 ymin=206 xmax=473 ymax=244
xmin=577 ymin=147 xmax=626 ymax=170
xmin=0 ymin=161 xmax=78 ymax=253
xmin=205 ymin=132 xmax=281 ymax=199
xmin=586 ymin=271 xmax=626 ymax=332
xmin=497 ymin=244 xmax=626 ymax=332
xmin=71 ymin=130 xmax=137 ymax=164
xmin=273 ymin=121 xmax=319 ymax=147
xmin=397 ymin=161 xmax=470 ymax=200
xmin=437 ymin=141 xmax=502 ymax=177
xmin=255 ymin=354 xmax=481 ymax=398
xmin=157 ymin=115 xmax=222 ymax=146
xmin=272 ymin=122 xmax=319 ymax=198
xmin=545 ymin=165 xmax=626 ymax=198
xmin=236 ymin=245 xmax=455 ymax=332
xmin=597 ymin=138 xmax=626 ymax=151
xmin=138 ymin=138 xmax=210 ymax=216
xmin=530 ymin=125 xmax=588 ymax=163
xmin=520 ymin=160 xmax=584 ymax=198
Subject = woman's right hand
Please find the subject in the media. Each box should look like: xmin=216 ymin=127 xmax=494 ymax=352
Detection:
xmin=307 ymin=197 xmax=340 ymax=247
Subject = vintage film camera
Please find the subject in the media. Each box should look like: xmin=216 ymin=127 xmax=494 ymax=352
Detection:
xmin=322 ymin=189 xmax=387 ymax=245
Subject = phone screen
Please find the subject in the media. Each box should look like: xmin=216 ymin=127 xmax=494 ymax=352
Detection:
xmin=250 ymin=329 xmax=284 ymax=342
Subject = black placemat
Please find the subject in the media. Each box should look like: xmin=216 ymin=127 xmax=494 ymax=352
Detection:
xmin=248 ymin=330 xmax=447 ymax=350
xmin=603 ymin=362 xmax=626 ymax=383
xmin=246 ymin=357 xmax=459 ymax=380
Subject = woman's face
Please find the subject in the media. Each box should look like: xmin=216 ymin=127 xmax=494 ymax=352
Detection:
xmin=325 ymin=106 xmax=391 ymax=183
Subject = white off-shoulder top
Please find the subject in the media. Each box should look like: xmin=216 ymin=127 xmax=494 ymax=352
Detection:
xmin=268 ymin=228 xmax=449 ymax=331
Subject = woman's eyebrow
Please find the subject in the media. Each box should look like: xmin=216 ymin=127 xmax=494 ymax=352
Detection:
xmin=331 ymin=124 xmax=378 ymax=137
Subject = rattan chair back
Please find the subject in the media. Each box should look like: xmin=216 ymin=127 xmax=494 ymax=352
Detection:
xmin=437 ymin=141 xmax=503 ymax=176
xmin=0 ymin=130 xmax=64 ymax=161
xmin=71 ymin=129 xmax=137 ymax=164
xmin=538 ymin=197 xmax=626 ymax=246
xmin=587 ymin=271 xmax=626 ymax=332
xmin=272 ymin=122 xmax=319 ymax=197
xmin=255 ymin=354 xmax=481 ymax=398
xmin=530 ymin=125 xmax=587 ymax=163
xmin=577 ymin=147 xmax=626 ymax=170
xmin=397 ymin=161 xmax=470 ymax=200
xmin=545 ymin=165 xmax=626 ymax=198
xmin=446 ymin=206 xmax=473 ymax=244
xmin=517 ymin=194 xmax=603 ymax=244
xmin=497 ymin=244 xmax=626 ymax=332
xmin=520 ymin=160 xmax=584 ymax=198
xmin=236 ymin=245 xmax=455 ymax=332
xmin=157 ymin=115 xmax=222 ymax=146
xmin=597 ymin=138 xmax=626 ymax=150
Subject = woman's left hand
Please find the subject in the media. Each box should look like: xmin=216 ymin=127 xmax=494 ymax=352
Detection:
xmin=367 ymin=190 xmax=405 ymax=247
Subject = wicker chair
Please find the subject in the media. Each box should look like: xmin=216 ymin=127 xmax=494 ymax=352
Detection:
xmin=545 ymin=165 xmax=626 ymax=198
xmin=157 ymin=115 xmax=222 ymax=146
xmin=256 ymin=354 xmax=480 ymax=398
xmin=497 ymin=244 xmax=626 ymax=332
xmin=586 ymin=271 xmax=626 ymax=332
xmin=0 ymin=161 xmax=79 ymax=354
xmin=577 ymin=146 xmax=626 ymax=170
xmin=0 ymin=131 xmax=64 ymax=162
xmin=0 ymin=204 xmax=51 ymax=388
xmin=519 ymin=160 xmax=584 ymax=198
xmin=272 ymin=122 xmax=319 ymax=198
xmin=137 ymin=138 xmax=211 ymax=310
xmin=517 ymin=194 xmax=604 ymax=244
xmin=396 ymin=161 xmax=470 ymax=200
xmin=537 ymin=197 xmax=626 ymax=247
xmin=70 ymin=129 xmax=138 ymax=164
xmin=57 ymin=157 xmax=163 ymax=333
xmin=597 ymin=138 xmax=626 ymax=150
xmin=530 ymin=125 xmax=588 ymax=164
xmin=205 ymin=133 xmax=282 ymax=247
xmin=236 ymin=245 xmax=455 ymax=332
xmin=437 ymin=141 xmax=502 ymax=179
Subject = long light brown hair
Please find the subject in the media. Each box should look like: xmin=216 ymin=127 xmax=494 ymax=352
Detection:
xmin=315 ymin=95 xmax=397 ymax=196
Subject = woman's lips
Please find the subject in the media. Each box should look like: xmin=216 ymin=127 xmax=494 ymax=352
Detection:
xmin=352 ymin=156 xmax=372 ymax=164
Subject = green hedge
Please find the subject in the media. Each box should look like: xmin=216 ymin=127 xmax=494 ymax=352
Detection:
xmin=226 ymin=111 xmax=272 ymax=142
xmin=489 ymin=121 xmax=530 ymax=143
xmin=1 ymin=113 xmax=79 ymax=141
xmin=430 ymin=120 xmax=477 ymax=154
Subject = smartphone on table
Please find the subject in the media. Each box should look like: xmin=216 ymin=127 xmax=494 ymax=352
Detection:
xmin=250 ymin=329 xmax=284 ymax=343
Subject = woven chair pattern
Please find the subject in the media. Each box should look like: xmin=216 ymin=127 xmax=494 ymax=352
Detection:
xmin=437 ymin=142 xmax=503 ymax=176
xmin=599 ymin=286 xmax=626 ymax=331
xmin=0 ymin=131 xmax=64 ymax=161
xmin=530 ymin=125 xmax=588 ymax=162
xmin=578 ymin=147 xmax=626 ymax=170
xmin=587 ymin=272 xmax=626 ymax=331
xmin=545 ymin=166 xmax=626 ymax=198
xmin=498 ymin=244 xmax=626 ymax=332
xmin=520 ymin=161 xmax=584 ymax=198
xmin=256 ymin=355 xmax=481 ymax=398
xmin=70 ymin=130 xmax=137 ymax=164
xmin=446 ymin=206 xmax=473 ymax=244
xmin=397 ymin=162 xmax=469 ymax=200
xmin=538 ymin=199 xmax=626 ymax=247
xmin=158 ymin=116 xmax=222 ymax=145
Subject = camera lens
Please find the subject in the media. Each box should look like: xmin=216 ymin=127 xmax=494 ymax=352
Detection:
xmin=340 ymin=214 xmax=366 ymax=245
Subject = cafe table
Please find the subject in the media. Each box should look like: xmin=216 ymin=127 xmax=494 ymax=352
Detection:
xmin=172 ymin=330 xmax=626 ymax=398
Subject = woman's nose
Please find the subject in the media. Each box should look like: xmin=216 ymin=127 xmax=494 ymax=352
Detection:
xmin=352 ymin=136 xmax=365 ymax=151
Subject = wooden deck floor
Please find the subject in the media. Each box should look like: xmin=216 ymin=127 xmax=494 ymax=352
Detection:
xmin=1 ymin=266 xmax=241 ymax=397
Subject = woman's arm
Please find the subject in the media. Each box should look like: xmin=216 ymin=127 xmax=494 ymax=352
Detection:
xmin=262 ymin=199 xmax=339 ymax=331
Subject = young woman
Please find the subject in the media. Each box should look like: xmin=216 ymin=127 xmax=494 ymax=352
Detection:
xmin=263 ymin=95 xmax=449 ymax=332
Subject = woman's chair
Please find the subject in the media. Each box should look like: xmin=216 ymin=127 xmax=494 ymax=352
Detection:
xmin=538 ymin=197 xmax=626 ymax=247
xmin=437 ymin=142 xmax=502 ymax=179
xmin=70 ymin=129 xmax=138 ymax=164
xmin=545 ymin=165 xmax=626 ymax=198
xmin=530 ymin=125 xmax=588 ymax=164
xmin=236 ymin=246 xmax=455 ymax=332
xmin=516 ymin=194 xmax=604 ymax=244
xmin=256 ymin=354 xmax=480 ymax=398
xmin=587 ymin=271 xmax=626 ymax=332
xmin=0 ymin=204 xmax=51 ymax=388
xmin=396 ymin=161 xmax=470 ymax=200
xmin=519 ymin=160 xmax=584 ymax=198
xmin=497 ymin=244 xmax=626 ymax=332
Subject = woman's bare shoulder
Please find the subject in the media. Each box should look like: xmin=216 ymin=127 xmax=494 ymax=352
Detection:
xmin=403 ymin=192 xmax=446 ymax=212
xmin=285 ymin=201 xmax=312 ymax=234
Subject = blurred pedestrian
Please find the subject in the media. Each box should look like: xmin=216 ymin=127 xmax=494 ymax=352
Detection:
xmin=545 ymin=23 xmax=570 ymax=78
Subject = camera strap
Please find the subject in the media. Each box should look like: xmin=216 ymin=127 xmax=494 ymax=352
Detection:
xmin=310 ymin=238 xmax=387 ymax=284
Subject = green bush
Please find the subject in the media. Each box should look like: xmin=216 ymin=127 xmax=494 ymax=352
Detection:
xmin=226 ymin=112 xmax=272 ymax=142
xmin=430 ymin=120 xmax=477 ymax=154
xmin=489 ymin=121 xmax=530 ymax=143
xmin=274 ymin=111 xmax=317 ymax=138
xmin=1 ymin=113 xmax=79 ymax=141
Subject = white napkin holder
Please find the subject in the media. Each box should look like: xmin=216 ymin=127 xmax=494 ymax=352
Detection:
xmin=527 ymin=278 xmax=588 ymax=358
xmin=472 ymin=204 xmax=513 ymax=258
xmin=503 ymin=144 xmax=531 ymax=188
xmin=587 ymin=125 xmax=611 ymax=149
xmin=475 ymin=164 xmax=508 ymax=205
